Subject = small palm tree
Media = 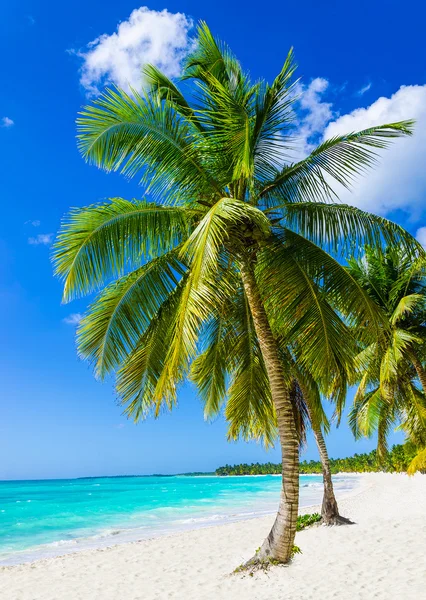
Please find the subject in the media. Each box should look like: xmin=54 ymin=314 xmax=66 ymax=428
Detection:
xmin=54 ymin=23 xmax=418 ymax=564
xmin=348 ymin=246 xmax=426 ymax=461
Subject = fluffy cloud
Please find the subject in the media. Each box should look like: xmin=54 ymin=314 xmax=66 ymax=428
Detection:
xmin=25 ymin=219 xmax=41 ymax=227
xmin=63 ymin=313 xmax=83 ymax=325
xmin=1 ymin=117 xmax=14 ymax=128
xmin=295 ymin=78 xmax=333 ymax=157
xmin=416 ymin=227 xmax=426 ymax=247
xmin=296 ymin=83 xmax=426 ymax=220
xmin=77 ymin=6 xmax=194 ymax=95
xmin=322 ymin=85 xmax=426 ymax=218
xmin=28 ymin=233 xmax=53 ymax=246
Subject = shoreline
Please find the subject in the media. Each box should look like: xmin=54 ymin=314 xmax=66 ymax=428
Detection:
xmin=0 ymin=470 xmax=391 ymax=482
xmin=0 ymin=473 xmax=366 ymax=568
xmin=1 ymin=473 xmax=424 ymax=600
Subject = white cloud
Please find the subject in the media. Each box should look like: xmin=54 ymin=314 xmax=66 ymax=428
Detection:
xmin=28 ymin=233 xmax=53 ymax=246
xmin=357 ymin=82 xmax=372 ymax=96
xmin=63 ymin=313 xmax=83 ymax=325
xmin=76 ymin=6 xmax=194 ymax=95
xmin=25 ymin=219 xmax=41 ymax=227
xmin=1 ymin=117 xmax=14 ymax=128
xmin=295 ymin=78 xmax=334 ymax=157
xmin=416 ymin=227 xmax=426 ymax=247
xmin=322 ymin=84 xmax=426 ymax=218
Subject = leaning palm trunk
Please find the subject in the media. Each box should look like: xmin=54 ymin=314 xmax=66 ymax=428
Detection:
xmin=295 ymin=378 xmax=351 ymax=524
xmin=408 ymin=350 xmax=426 ymax=392
xmin=240 ymin=260 xmax=300 ymax=564
xmin=312 ymin=423 xmax=352 ymax=525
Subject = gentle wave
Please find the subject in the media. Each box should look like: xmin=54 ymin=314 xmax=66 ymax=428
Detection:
xmin=0 ymin=474 xmax=360 ymax=565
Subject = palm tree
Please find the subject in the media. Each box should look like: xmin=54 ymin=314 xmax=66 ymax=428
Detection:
xmin=348 ymin=246 xmax=426 ymax=461
xmin=54 ymin=23 xmax=418 ymax=564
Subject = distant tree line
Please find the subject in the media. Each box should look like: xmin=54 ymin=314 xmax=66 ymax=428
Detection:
xmin=215 ymin=444 xmax=419 ymax=476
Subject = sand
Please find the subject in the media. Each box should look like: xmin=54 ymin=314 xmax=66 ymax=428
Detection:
xmin=1 ymin=473 xmax=425 ymax=600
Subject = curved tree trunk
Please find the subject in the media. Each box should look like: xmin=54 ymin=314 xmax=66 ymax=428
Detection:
xmin=240 ymin=260 xmax=300 ymax=564
xmin=409 ymin=350 xmax=426 ymax=392
xmin=294 ymin=376 xmax=352 ymax=525
xmin=312 ymin=422 xmax=352 ymax=525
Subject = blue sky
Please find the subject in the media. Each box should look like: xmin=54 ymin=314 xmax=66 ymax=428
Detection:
xmin=1 ymin=1 xmax=426 ymax=480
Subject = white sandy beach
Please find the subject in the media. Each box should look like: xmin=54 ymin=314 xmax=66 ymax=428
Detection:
xmin=1 ymin=473 xmax=425 ymax=600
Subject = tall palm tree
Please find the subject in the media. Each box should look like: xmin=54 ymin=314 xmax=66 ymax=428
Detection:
xmin=348 ymin=246 xmax=426 ymax=461
xmin=54 ymin=23 xmax=418 ymax=564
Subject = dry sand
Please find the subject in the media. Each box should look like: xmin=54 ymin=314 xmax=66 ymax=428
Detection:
xmin=1 ymin=473 xmax=425 ymax=600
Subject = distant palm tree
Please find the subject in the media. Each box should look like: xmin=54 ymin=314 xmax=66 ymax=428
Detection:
xmin=54 ymin=23 xmax=417 ymax=564
xmin=348 ymin=246 xmax=426 ymax=463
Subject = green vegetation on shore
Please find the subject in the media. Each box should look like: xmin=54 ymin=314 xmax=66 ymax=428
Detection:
xmin=216 ymin=444 xmax=418 ymax=475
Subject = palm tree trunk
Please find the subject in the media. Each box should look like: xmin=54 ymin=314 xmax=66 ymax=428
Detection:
xmin=409 ymin=350 xmax=426 ymax=392
xmin=312 ymin=422 xmax=352 ymax=525
xmin=240 ymin=259 xmax=300 ymax=564
xmin=293 ymin=376 xmax=352 ymax=525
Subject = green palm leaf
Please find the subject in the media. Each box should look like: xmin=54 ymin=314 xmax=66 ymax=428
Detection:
xmin=390 ymin=294 xmax=425 ymax=325
xmin=260 ymin=122 xmax=414 ymax=202
xmin=279 ymin=202 xmax=422 ymax=256
xmin=190 ymin=307 xmax=232 ymax=419
xmin=116 ymin=279 xmax=187 ymax=420
xmin=53 ymin=198 xmax=190 ymax=301
xmin=77 ymin=251 xmax=185 ymax=379
xmin=77 ymin=88 xmax=223 ymax=200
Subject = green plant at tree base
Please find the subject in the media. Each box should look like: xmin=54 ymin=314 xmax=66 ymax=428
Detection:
xmin=296 ymin=513 xmax=322 ymax=530
xmin=54 ymin=22 xmax=419 ymax=565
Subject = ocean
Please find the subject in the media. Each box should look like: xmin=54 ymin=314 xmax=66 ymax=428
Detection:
xmin=0 ymin=474 xmax=359 ymax=565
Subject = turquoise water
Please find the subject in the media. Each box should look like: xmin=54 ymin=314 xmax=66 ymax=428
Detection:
xmin=0 ymin=474 xmax=358 ymax=565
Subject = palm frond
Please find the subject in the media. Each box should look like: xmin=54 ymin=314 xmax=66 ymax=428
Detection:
xmin=53 ymin=198 xmax=190 ymax=301
xmin=398 ymin=384 xmax=426 ymax=448
xmin=349 ymin=387 xmax=384 ymax=440
xmin=142 ymin=64 xmax=201 ymax=127
xmin=77 ymin=251 xmax=185 ymax=378
xmin=376 ymin=400 xmax=394 ymax=460
xmin=259 ymin=121 xmax=414 ymax=202
xmin=190 ymin=307 xmax=231 ymax=419
xmin=182 ymin=21 xmax=240 ymax=87
xmin=380 ymin=329 xmax=422 ymax=388
xmin=390 ymin=294 xmax=425 ymax=325
xmin=181 ymin=197 xmax=270 ymax=282
xmin=154 ymin=199 xmax=255 ymax=403
xmin=407 ymin=447 xmax=426 ymax=474
xmin=256 ymin=232 xmax=376 ymax=386
xmin=252 ymin=48 xmax=298 ymax=179
xmin=195 ymin=72 xmax=256 ymax=180
xmin=116 ymin=280 xmax=186 ymax=420
xmin=77 ymin=87 xmax=223 ymax=200
xmin=278 ymin=202 xmax=422 ymax=257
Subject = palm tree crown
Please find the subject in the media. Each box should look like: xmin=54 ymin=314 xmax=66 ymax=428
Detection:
xmin=348 ymin=246 xmax=426 ymax=459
